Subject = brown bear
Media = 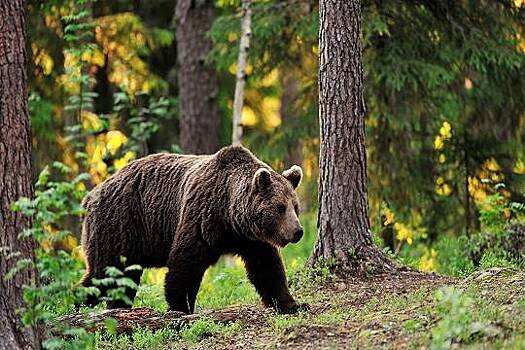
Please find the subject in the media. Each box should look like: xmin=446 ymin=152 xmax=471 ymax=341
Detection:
xmin=80 ymin=145 xmax=304 ymax=314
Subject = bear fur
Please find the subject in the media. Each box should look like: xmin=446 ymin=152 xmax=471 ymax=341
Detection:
xmin=80 ymin=145 xmax=304 ymax=314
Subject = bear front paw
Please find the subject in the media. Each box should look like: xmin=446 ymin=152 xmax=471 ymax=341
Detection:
xmin=275 ymin=301 xmax=309 ymax=314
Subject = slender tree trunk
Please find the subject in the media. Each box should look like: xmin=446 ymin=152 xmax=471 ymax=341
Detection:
xmin=231 ymin=0 xmax=252 ymax=145
xmin=309 ymin=0 xmax=395 ymax=274
xmin=0 ymin=1 xmax=41 ymax=349
xmin=280 ymin=73 xmax=302 ymax=168
xmin=176 ymin=0 xmax=220 ymax=154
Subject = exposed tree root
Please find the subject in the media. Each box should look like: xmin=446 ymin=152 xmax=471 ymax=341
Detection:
xmin=309 ymin=244 xmax=399 ymax=277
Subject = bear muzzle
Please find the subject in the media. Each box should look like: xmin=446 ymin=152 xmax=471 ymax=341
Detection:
xmin=289 ymin=227 xmax=304 ymax=244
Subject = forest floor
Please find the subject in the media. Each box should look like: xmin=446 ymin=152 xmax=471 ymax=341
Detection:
xmin=92 ymin=268 xmax=525 ymax=349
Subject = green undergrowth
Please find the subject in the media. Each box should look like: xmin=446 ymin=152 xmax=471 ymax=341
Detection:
xmin=93 ymin=268 xmax=525 ymax=349
xmin=93 ymin=207 xmax=525 ymax=349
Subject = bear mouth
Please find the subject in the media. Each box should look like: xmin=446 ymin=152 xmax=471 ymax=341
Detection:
xmin=276 ymin=237 xmax=299 ymax=247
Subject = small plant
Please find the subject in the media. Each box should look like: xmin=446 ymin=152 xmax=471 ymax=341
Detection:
xmin=479 ymin=251 xmax=519 ymax=270
xmin=180 ymin=317 xmax=242 ymax=344
xmin=271 ymin=312 xmax=308 ymax=333
xmin=196 ymin=262 xmax=258 ymax=310
xmin=478 ymin=186 xmax=523 ymax=230
xmin=431 ymin=287 xmax=474 ymax=349
xmin=131 ymin=327 xmax=177 ymax=350
xmin=469 ymin=188 xmax=525 ymax=268
xmin=287 ymin=259 xmax=335 ymax=291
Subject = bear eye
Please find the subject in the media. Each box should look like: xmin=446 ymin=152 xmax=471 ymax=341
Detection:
xmin=276 ymin=204 xmax=286 ymax=214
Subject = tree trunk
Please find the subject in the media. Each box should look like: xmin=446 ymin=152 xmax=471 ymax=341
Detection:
xmin=231 ymin=0 xmax=252 ymax=145
xmin=309 ymin=0 xmax=395 ymax=274
xmin=280 ymin=73 xmax=302 ymax=168
xmin=0 ymin=1 xmax=41 ymax=349
xmin=176 ymin=0 xmax=220 ymax=154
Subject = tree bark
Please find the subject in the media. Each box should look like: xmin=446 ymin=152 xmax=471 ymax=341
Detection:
xmin=280 ymin=73 xmax=302 ymax=168
xmin=231 ymin=0 xmax=252 ymax=145
xmin=309 ymin=0 xmax=395 ymax=274
xmin=0 ymin=1 xmax=41 ymax=349
xmin=176 ymin=0 xmax=220 ymax=154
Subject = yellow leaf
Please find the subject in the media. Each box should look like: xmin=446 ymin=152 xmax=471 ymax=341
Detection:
xmin=484 ymin=157 xmax=501 ymax=172
xmin=513 ymin=159 xmax=525 ymax=174
xmin=114 ymin=151 xmax=136 ymax=170
xmin=76 ymin=182 xmax=86 ymax=192
xmin=72 ymin=246 xmax=85 ymax=262
xmin=227 ymin=32 xmax=238 ymax=42
xmin=62 ymin=235 xmax=78 ymax=251
xmin=82 ymin=111 xmax=103 ymax=131
xmin=433 ymin=135 xmax=444 ymax=150
xmin=262 ymin=97 xmax=281 ymax=129
xmin=106 ymin=130 xmax=128 ymax=155
xmin=241 ymin=106 xmax=257 ymax=127
xmin=261 ymin=69 xmax=279 ymax=88
xmin=439 ymin=121 xmax=452 ymax=139
xmin=419 ymin=248 xmax=438 ymax=272
xmin=394 ymin=222 xmax=414 ymax=245
xmin=383 ymin=208 xmax=395 ymax=226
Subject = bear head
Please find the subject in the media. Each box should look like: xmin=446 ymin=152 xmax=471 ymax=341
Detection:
xmin=249 ymin=165 xmax=304 ymax=247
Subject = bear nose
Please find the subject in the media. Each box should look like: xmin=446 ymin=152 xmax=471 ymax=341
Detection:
xmin=292 ymin=228 xmax=304 ymax=243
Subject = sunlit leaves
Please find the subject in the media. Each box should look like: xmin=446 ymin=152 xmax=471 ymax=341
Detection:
xmin=419 ymin=248 xmax=438 ymax=272
xmin=395 ymin=222 xmax=415 ymax=245
xmin=106 ymin=130 xmax=128 ymax=155
xmin=435 ymin=177 xmax=452 ymax=197
xmin=95 ymin=13 xmax=167 ymax=95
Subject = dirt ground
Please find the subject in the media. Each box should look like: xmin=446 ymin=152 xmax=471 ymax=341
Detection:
xmin=195 ymin=271 xmax=457 ymax=349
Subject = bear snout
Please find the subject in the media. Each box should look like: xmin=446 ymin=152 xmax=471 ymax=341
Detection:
xmin=290 ymin=227 xmax=304 ymax=243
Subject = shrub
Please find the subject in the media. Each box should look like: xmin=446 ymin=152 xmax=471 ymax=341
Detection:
xmin=431 ymin=287 xmax=474 ymax=349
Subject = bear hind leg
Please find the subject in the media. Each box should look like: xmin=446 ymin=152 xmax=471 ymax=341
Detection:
xmin=77 ymin=267 xmax=100 ymax=308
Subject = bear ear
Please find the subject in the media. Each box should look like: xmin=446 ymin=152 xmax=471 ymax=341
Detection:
xmin=282 ymin=165 xmax=303 ymax=189
xmin=253 ymin=168 xmax=272 ymax=192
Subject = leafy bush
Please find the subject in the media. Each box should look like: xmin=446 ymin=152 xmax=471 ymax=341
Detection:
xmin=468 ymin=189 xmax=525 ymax=268
xmin=10 ymin=163 xmax=94 ymax=348
xmin=10 ymin=163 xmax=142 ymax=349
xmin=433 ymin=235 xmax=475 ymax=276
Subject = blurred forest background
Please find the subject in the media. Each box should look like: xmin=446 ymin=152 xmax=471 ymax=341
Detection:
xmin=26 ymin=0 xmax=525 ymax=273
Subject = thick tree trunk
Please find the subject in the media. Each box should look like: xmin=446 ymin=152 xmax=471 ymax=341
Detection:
xmin=309 ymin=0 xmax=395 ymax=274
xmin=176 ymin=0 xmax=220 ymax=154
xmin=0 ymin=1 xmax=41 ymax=349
